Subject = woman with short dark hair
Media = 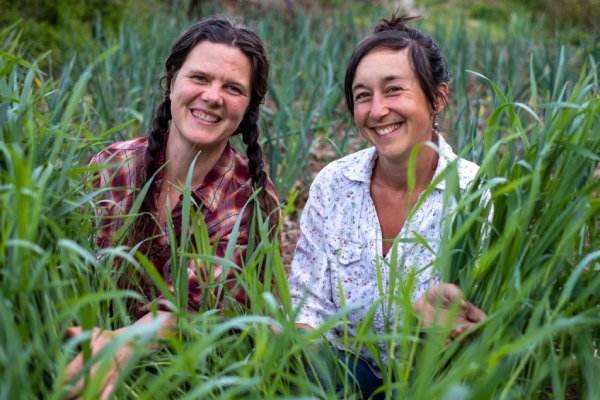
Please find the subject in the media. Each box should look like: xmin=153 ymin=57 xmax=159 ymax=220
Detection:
xmin=290 ymin=14 xmax=486 ymax=398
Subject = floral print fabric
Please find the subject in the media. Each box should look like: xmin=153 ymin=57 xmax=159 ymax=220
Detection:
xmin=289 ymin=134 xmax=479 ymax=374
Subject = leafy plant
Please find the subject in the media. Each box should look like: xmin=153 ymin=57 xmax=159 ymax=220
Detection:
xmin=1 ymin=4 xmax=598 ymax=399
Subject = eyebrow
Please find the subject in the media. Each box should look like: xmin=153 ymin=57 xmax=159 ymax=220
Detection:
xmin=352 ymin=75 xmax=407 ymax=92
xmin=186 ymin=69 xmax=209 ymax=76
xmin=186 ymin=69 xmax=249 ymax=88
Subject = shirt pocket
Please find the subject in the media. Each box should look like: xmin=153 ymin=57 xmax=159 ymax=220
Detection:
xmin=326 ymin=239 xmax=363 ymax=266
xmin=326 ymin=239 xmax=374 ymax=314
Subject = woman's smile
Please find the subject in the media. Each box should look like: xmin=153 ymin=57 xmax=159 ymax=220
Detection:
xmin=352 ymin=48 xmax=437 ymax=162
xmin=168 ymin=41 xmax=252 ymax=160
xmin=371 ymin=121 xmax=405 ymax=136
xmin=191 ymin=108 xmax=221 ymax=124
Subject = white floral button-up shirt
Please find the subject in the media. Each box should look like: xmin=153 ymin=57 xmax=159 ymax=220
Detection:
xmin=289 ymin=134 xmax=479 ymax=374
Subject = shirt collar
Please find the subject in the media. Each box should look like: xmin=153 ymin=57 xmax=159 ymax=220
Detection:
xmin=342 ymin=147 xmax=378 ymax=183
xmin=431 ymin=134 xmax=472 ymax=191
xmin=342 ymin=134 xmax=467 ymax=190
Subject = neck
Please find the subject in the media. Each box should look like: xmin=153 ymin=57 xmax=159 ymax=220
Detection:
xmin=163 ymin=137 xmax=227 ymax=190
xmin=373 ymin=144 xmax=438 ymax=192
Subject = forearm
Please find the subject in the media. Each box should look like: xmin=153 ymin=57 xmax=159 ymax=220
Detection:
xmin=295 ymin=323 xmax=315 ymax=331
xmin=131 ymin=310 xmax=178 ymax=341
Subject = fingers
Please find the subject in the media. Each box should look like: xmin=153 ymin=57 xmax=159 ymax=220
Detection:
xmin=65 ymin=353 xmax=85 ymax=397
xmin=100 ymin=374 xmax=118 ymax=400
xmin=64 ymin=327 xmax=107 ymax=399
xmin=66 ymin=326 xmax=83 ymax=338
xmin=64 ymin=327 xmax=87 ymax=387
xmin=67 ymin=359 xmax=117 ymax=400
xmin=448 ymin=301 xmax=487 ymax=340
xmin=450 ymin=324 xmax=469 ymax=340
xmin=437 ymin=283 xmax=464 ymax=304
xmin=463 ymin=301 xmax=487 ymax=323
xmin=414 ymin=284 xmax=487 ymax=342
xmin=64 ymin=327 xmax=134 ymax=400
xmin=423 ymin=283 xmax=465 ymax=309
xmin=64 ymin=327 xmax=90 ymax=399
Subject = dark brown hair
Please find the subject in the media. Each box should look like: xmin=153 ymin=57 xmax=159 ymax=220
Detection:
xmin=132 ymin=16 xmax=278 ymax=251
xmin=344 ymin=13 xmax=449 ymax=118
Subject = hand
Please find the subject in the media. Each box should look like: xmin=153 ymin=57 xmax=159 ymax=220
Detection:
xmin=63 ymin=312 xmax=175 ymax=399
xmin=64 ymin=326 xmax=132 ymax=400
xmin=414 ymin=283 xmax=486 ymax=340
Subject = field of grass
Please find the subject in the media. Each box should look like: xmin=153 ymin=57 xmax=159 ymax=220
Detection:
xmin=1 ymin=1 xmax=599 ymax=399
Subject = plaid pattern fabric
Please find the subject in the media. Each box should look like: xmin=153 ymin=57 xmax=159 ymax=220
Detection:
xmin=89 ymin=137 xmax=278 ymax=317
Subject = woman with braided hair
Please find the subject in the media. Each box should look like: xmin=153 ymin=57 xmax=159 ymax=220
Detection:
xmin=289 ymin=13 xmax=486 ymax=398
xmin=65 ymin=17 xmax=279 ymax=398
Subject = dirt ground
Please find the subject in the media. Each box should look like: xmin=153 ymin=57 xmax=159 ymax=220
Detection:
xmin=278 ymin=133 xmax=366 ymax=271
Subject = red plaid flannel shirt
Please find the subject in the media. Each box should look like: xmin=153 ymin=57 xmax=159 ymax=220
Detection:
xmin=89 ymin=137 xmax=278 ymax=317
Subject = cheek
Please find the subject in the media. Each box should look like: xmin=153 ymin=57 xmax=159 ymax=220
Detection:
xmin=353 ymin=106 xmax=368 ymax=126
xmin=232 ymin=99 xmax=250 ymax=120
xmin=172 ymin=85 xmax=193 ymax=103
xmin=353 ymin=112 xmax=372 ymax=141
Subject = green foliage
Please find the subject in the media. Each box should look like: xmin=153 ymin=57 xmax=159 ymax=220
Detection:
xmin=0 ymin=23 xmax=106 ymax=399
xmin=0 ymin=0 xmax=137 ymax=67
xmin=425 ymin=0 xmax=600 ymax=37
xmin=1 ymin=3 xmax=599 ymax=399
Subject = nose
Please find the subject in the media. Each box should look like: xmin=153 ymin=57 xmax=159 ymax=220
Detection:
xmin=369 ymin=93 xmax=389 ymax=120
xmin=200 ymin=84 xmax=223 ymax=107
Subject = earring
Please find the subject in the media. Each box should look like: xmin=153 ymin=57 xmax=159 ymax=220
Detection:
xmin=432 ymin=114 xmax=440 ymax=135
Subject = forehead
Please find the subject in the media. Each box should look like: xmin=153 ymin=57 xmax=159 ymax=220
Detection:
xmin=353 ymin=48 xmax=414 ymax=84
xmin=181 ymin=41 xmax=252 ymax=83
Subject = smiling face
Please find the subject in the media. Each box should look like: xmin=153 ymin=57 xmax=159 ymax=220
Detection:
xmin=352 ymin=48 xmax=446 ymax=163
xmin=168 ymin=41 xmax=252 ymax=159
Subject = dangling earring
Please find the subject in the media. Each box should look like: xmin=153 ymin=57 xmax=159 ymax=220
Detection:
xmin=431 ymin=114 xmax=440 ymax=170
xmin=432 ymin=113 xmax=439 ymax=134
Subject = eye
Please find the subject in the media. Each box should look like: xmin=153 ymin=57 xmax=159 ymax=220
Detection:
xmin=354 ymin=91 xmax=371 ymax=102
xmin=385 ymin=85 xmax=404 ymax=94
xmin=192 ymin=74 xmax=208 ymax=83
xmin=225 ymin=84 xmax=243 ymax=95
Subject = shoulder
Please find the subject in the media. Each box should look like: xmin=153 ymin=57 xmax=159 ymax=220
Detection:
xmin=88 ymin=137 xmax=147 ymax=189
xmin=312 ymin=147 xmax=375 ymax=190
xmin=89 ymin=137 xmax=148 ymax=166
xmin=437 ymin=135 xmax=479 ymax=190
xmin=227 ymin=145 xmax=253 ymax=186
xmin=456 ymin=157 xmax=480 ymax=189
xmin=228 ymin=145 xmax=279 ymax=203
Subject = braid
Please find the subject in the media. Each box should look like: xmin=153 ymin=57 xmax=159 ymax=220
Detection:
xmin=240 ymin=111 xmax=279 ymax=239
xmin=114 ymin=17 xmax=278 ymax=310
xmin=144 ymin=95 xmax=171 ymax=188
xmin=129 ymin=95 xmax=171 ymax=251
xmin=241 ymin=111 xmax=266 ymax=188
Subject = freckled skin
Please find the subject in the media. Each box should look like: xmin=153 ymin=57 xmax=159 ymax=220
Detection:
xmin=168 ymin=41 xmax=252 ymax=163
xmin=352 ymin=48 xmax=439 ymax=164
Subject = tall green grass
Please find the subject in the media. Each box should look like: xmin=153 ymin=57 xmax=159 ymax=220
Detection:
xmin=1 ymin=5 xmax=598 ymax=399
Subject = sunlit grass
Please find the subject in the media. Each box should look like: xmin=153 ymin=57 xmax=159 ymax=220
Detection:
xmin=1 ymin=6 xmax=598 ymax=399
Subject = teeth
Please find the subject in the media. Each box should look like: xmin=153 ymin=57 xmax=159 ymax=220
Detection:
xmin=374 ymin=123 xmax=401 ymax=135
xmin=192 ymin=110 xmax=220 ymax=123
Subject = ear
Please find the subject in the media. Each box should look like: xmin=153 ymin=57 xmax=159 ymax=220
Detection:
xmin=434 ymin=82 xmax=449 ymax=113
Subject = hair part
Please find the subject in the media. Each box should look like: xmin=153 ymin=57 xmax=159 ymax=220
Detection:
xmin=344 ymin=13 xmax=449 ymax=118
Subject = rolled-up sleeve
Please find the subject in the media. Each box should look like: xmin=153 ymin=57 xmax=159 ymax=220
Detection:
xmin=289 ymin=177 xmax=335 ymax=329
